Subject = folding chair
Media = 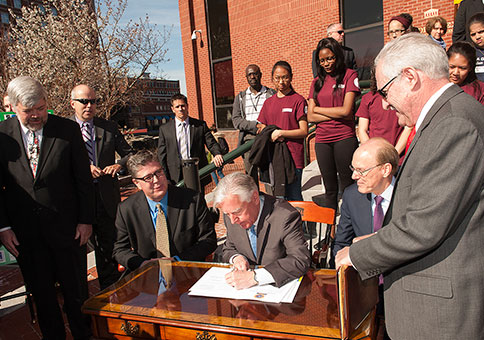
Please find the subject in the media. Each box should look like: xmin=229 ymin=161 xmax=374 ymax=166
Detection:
xmin=288 ymin=201 xmax=336 ymax=268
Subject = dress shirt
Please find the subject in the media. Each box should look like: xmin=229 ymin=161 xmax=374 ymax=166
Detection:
xmin=245 ymin=86 xmax=268 ymax=122
xmin=74 ymin=117 xmax=97 ymax=165
xmin=415 ymin=83 xmax=453 ymax=132
xmin=370 ymin=177 xmax=396 ymax=227
xmin=175 ymin=117 xmax=190 ymax=158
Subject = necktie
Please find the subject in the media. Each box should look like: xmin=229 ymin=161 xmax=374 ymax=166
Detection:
xmin=179 ymin=122 xmax=189 ymax=159
xmin=405 ymin=127 xmax=416 ymax=155
xmin=248 ymin=225 xmax=257 ymax=258
xmin=81 ymin=122 xmax=95 ymax=165
xmin=28 ymin=130 xmax=40 ymax=177
xmin=373 ymin=195 xmax=384 ymax=232
xmin=155 ymin=204 xmax=171 ymax=258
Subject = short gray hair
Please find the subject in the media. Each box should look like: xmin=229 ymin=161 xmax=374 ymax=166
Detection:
xmin=375 ymin=33 xmax=448 ymax=80
xmin=127 ymin=150 xmax=159 ymax=177
xmin=7 ymin=76 xmax=48 ymax=108
xmin=327 ymin=23 xmax=342 ymax=33
xmin=213 ymin=172 xmax=258 ymax=207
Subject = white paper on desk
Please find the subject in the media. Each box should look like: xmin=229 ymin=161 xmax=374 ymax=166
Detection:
xmin=188 ymin=267 xmax=302 ymax=303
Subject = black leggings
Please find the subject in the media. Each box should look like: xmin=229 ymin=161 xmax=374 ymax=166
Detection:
xmin=315 ymin=137 xmax=358 ymax=209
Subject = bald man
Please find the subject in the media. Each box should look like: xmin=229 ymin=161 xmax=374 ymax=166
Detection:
xmin=70 ymin=84 xmax=133 ymax=290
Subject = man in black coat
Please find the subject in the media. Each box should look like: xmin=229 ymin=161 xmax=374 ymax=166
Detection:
xmin=0 ymin=76 xmax=94 ymax=340
xmin=157 ymin=94 xmax=223 ymax=192
xmin=113 ymin=150 xmax=217 ymax=272
xmin=70 ymin=84 xmax=133 ymax=290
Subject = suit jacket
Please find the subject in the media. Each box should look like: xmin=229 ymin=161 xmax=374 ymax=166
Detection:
xmin=222 ymin=193 xmax=311 ymax=287
xmin=331 ymin=183 xmax=372 ymax=260
xmin=312 ymin=45 xmax=357 ymax=78
xmin=0 ymin=115 xmax=94 ymax=247
xmin=452 ymin=0 xmax=484 ymax=43
xmin=70 ymin=116 xmax=133 ymax=217
xmin=157 ymin=117 xmax=222 ymax=186
xmin=350 ymin=85 xmax=484 ymax=339
xmin=113 ymin=185 xmax=217 ymax=272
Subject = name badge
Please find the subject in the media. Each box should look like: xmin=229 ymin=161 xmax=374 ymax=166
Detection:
xmin=282 ymin=108 xmax=293 ymax=112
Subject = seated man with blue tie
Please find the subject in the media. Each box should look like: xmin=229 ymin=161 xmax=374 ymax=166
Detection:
xmin=332 ymin=137 xmax=399 ymax=261
xmin=113 ymin=150 xmax=217 ymax=272
xmin=213 ymin=172 xmax=311 ymax=290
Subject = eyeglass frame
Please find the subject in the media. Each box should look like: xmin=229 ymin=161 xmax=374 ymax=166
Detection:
xmin=319 ymin=56 xmax=337 ymax=65
xmin=133 ymin=168 xmax=165 ymax=183
xmin=349 ymin=163 xmax=384 ymax=177
xmin=387 ymin=29 xmax=406 ymax=36
xmin=72 ymin=98 xmax=100 ymax=105
xmin=377 ymin=74 xmax=399 ymax=99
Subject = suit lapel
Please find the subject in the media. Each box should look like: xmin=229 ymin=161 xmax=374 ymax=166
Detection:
xmin=255 ymin=194 xmax=274 ymax=263
xmin=35 ymin=117 xmax=56 ymax=181
xmin=94 ymin=117 xmax=104 ymax=162
xmin=10 ymin=118 xmax=33 ymax=180
xmin=166 ymin=187 xmax=180 ymax=240
xmin=188 ymin=117 xmax=195 ymax=156
xmin=364 ymin=193 xmax=374 ymax=234
xmin=134 ymin=193 xmax=157 ymax=248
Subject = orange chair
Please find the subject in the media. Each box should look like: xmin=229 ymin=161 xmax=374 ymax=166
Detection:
xmin=289 ymin=201 xmax=336 ymax=268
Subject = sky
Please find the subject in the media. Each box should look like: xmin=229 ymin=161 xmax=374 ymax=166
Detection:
xmin=122 ymin=0 xmax=186 ymax=94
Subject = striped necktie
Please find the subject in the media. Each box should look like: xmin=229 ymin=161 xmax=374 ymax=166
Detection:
xmin=81 ymin=122 xmax=95 ymax=165
xmin=179 ymin=122 xmax=189 ymax=159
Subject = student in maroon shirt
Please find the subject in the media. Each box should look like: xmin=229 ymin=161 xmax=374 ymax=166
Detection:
xmin=447 ymin=41 xmax=484 ymax=104
xmin=308 ymin=38 xmax=360 ymax=210
xmin=257 ymin=61 xmax=308 ymax=200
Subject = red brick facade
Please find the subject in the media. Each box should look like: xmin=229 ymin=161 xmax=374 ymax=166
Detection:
xmin=179 ymin=0 xmax=456 ymax=158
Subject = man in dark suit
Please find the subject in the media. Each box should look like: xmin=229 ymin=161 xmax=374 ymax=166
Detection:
xmin=113 ymin=150 xmax=217 ymax=272
xmin=157 ymin=93 xmax=223 ymax=191
xmin=332 ymin=138 xmax=398 ymax=261
xmin=312 ymin=23 xmax=357 ymax=78
xmin=336 ymin=33 xmax=484 ymax=339
xmin=70 ymin=84 xmax=133 ymax=289
xmin=213 ymin=172 xmax=310 ymax=289
xmin=0 ymin=76 xmax=94 ymax=340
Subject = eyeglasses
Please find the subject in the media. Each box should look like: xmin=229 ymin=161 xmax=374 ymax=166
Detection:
xmin=377 ymin=75 xmax=399 ymax=99
xmin=329 ymin=30 xmax=344 ymax=35
xmin=349 ymin=164 xmax=383 ymax=177
xmin=319 ymin=56 xmax=337 ymax=65
xmin=134 ymin=169 xmax=165 ymax=183
xmin=387 ymin=29 xmax=405 ymax=36
xmin=273 ymin=75 xmax=291 ymax=82
xmin=72 ymin=98 xmax=99 ymax=105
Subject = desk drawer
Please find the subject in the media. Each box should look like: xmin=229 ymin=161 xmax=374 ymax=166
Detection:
xmin=163 ymin=326 xmax=250 ymax=340
xmin=106 ymin=318 xmax=157 ymax=338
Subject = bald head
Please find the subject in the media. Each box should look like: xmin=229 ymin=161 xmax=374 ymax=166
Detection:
xmin=351 ymin=138 xmax=399 ymax=195
xmin=70 ymin=84 xmax=97 ymax=121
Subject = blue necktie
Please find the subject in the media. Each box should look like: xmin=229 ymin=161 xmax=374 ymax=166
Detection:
xmin=249 ymin=225 xmax=257 ymax=258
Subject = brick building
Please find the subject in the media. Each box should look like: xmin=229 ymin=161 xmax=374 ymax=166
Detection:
xmin=178 ymin=0 xmax=457 ymax=153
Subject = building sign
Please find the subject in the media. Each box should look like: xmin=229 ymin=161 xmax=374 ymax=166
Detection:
xmin=424 ymin=8 xmax=439 ymax=18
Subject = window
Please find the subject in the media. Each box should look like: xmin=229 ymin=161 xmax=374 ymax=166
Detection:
xmin=205 ymin=0 xmax=234 ymax=129
xmin=0 ymin=0 xmax=7 ymax=6
xmin=14 ymin=0 xmax=22 ymax=9
xmin=341 ymin=0 xmax=384 ymax=80
xmin=1 ymin=12 xmax=9 ymax=24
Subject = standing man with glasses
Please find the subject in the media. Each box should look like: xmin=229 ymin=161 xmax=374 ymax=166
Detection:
xmin=157 ymin=93 xmax=223 ymax=192
xmin=232 ymin=64 xmax=276 ymax=183
xmin=113 ymin=150 xmax=217 ymax=272
xmin=312 ymin=23 xmax=357 ymax=78
xmin=70 ymin=84 xmax=133 ymax=290
xmin=0 ymin=76 xmax=94 ymax=340
xmin=336 ymin=33 xmax=484 ymax=339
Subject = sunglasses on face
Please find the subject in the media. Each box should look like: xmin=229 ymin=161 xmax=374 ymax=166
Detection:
xmin=72 ymin=98 xmax=99 ymax=105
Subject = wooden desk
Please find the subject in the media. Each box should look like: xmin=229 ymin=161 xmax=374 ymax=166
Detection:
xmin=82 ymin=261 xmax=377 ymax=340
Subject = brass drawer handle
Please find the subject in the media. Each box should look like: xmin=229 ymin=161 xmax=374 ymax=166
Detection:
xmin=120 ymin=320 xmax=140 ymax=336
xmin=196 ymin=330 xmax=217 ymax=340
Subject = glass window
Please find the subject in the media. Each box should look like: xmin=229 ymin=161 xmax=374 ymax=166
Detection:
xmin=0 ymin=0 xmax=7 ymax=6
xmin=345 ymin=26 xmax=384 ymax=80
xmin=215 ymin=106 xmax=233 ymax=129
xmin=1 ymin=12 xmax=9 ymax=24
xmin=343 ymin=0 xmax=383 ymax=29
xmin=213 ymin=60 xmax=234 ymax=106
xmin=206 ymin=0 xmax=232 ymax=60
xmin=14 ymin=0 xmax=22 ymax=9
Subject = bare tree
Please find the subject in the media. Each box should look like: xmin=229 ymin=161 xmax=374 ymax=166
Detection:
xmin=1 ymin=0 xmax=170 ymax=119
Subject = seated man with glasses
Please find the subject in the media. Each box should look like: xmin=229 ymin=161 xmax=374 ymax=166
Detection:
xmin=113 ymin=150 xmax=217 ymax=272
xmin=331 ymin=137 xmax=399 ymax=266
